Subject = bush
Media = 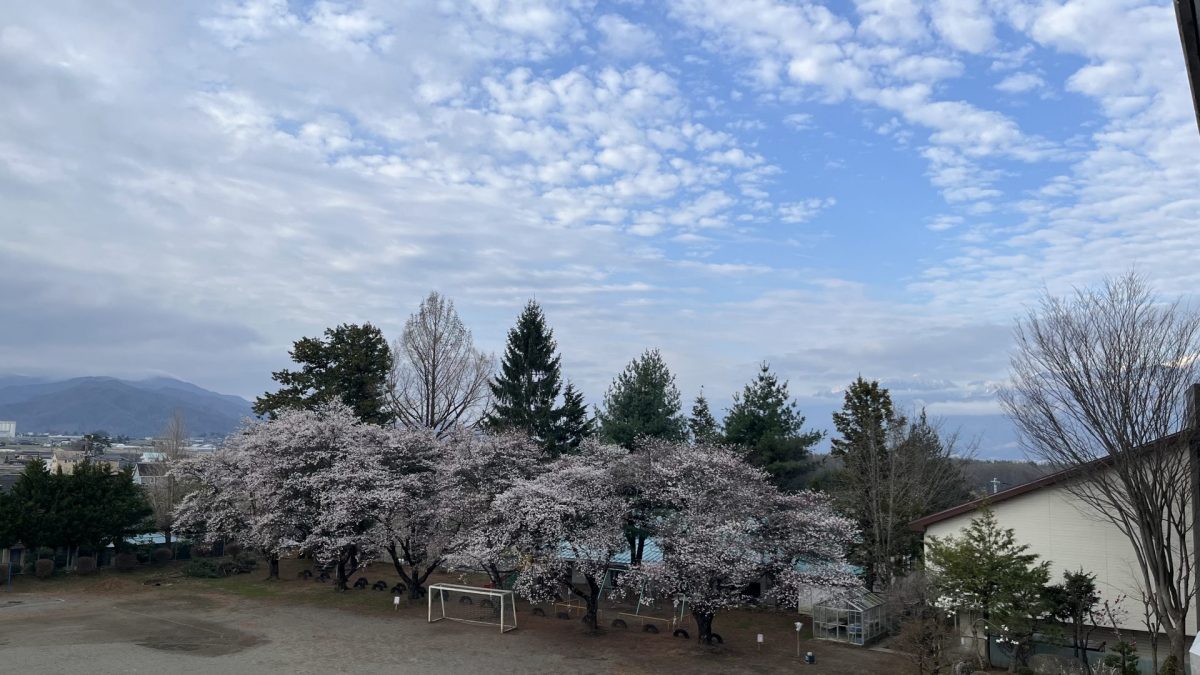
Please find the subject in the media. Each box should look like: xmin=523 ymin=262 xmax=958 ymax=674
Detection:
xmin=1102 ymin=641 xmax=1139 ymax=675
xmin=183 ymin=559 xmax=221 ymax=578
xmin=115 ymin=552 xmax=138 ymax=572
xmin=224 ymin=542 xmax=242 ymax=557
xmin=1161 ymin=655 xmax=1182 ymax=675
xmin=152 ymin=548 xmax=174 ymax=565
xmin=0 ymin=563 xmax=8 ymax=579
xmin=35 ymin=558 xmax=54 ymax=579
xmin=75 ymin=557 xmax=97 ymax=575
xmin=232 ymin=552 xmax=258 ymax=569
xmin=175 ymin=543 xmax=192 ymax=560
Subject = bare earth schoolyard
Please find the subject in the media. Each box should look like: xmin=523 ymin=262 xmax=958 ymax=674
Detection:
xmin=0 ymin=559 xmax=907 ymax=674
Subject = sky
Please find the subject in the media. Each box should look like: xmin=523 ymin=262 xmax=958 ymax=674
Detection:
xmin=1 ymin=1 xmax=1198 ymax=458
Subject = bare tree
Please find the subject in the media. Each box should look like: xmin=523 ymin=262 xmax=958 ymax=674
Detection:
xmin=148 ymin=409 xmax=190 ymax=547
xmin=1000 ymin=272 xmax=1200 ymax=667
xmin=388 ymin=291 xmax=493 ymax=435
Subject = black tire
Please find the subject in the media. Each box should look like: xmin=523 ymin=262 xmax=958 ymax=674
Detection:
xmin=611 ymin=619 xmax=627 ymax=629
xmin=459 ymin=596 xmax=473 ymax=605
xmin=643 ymin=624 xmax=659 ymax=634
xmin=710 ymin=633 xmax=723 ymax=645
xmin=673 ymin=629 xmax=689 ymax=639
xmin=532 ymin=607 xmax=546 ymax=617
xmin=556 ymin=611 xmax=570 ymax=620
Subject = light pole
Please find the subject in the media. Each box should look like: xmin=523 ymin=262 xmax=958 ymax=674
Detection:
xmin=1175 ymin=0 xmax=1200 ymax=134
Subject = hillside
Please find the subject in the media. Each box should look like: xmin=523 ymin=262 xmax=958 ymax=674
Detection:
xmin=0 ymin=376 xmax=253 ymax=438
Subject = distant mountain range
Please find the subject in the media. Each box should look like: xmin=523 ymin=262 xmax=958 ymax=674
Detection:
xmin=0 ymin=376 xmax=253 ymax=438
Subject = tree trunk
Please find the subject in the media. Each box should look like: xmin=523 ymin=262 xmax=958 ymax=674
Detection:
xmin=336 ymin=557 xmax=349 ymax=591
xmin=582 ymin=575 xmax=600 ymax=630
xmin=385 ymin=544 xmax=435 ymax=600
xmin=486 ymin=563 xmax=504 ymax=589
xmin=693 ymin=609 xmax=716 ymax=644
xmin=267 ymin=555 xmax=279 ymax=580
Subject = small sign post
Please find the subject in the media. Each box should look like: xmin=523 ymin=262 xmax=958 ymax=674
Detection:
xmin=393 ymin=595 xmax=401 ymax=612
xmin=757 ymin=633 xmax=763 ymax=652
xmin=795 ymin=621 xmax=803 ymax=658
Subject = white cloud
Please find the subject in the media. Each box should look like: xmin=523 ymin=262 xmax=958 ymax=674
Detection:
xmin=596 ymin=14 xmax=660 ymax=59
xmin=778 ymin=198 xmax=835 ymax=224
xmin=995 ymin=72 xmax=1045 ymax=94
xmin=929 ymin=0 xmax=995 ymax=54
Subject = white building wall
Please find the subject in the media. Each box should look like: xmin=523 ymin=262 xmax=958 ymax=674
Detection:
xmin=0 ymin=421 xmax=15 ymax=439
xmin=923 ymin=477 xmax=1196 ymax=636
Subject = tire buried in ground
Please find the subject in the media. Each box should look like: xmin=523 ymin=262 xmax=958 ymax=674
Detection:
xmin=611 ymin=619 xmax=627 ymax=629
xmin=643 ymin=624 xmax=659 ymax=634
xmin=673 ymin=629 xmax=689 ymax=639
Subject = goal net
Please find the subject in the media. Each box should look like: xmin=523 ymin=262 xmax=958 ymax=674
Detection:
xmin=426 ymin=583 xmax=518 ymax=633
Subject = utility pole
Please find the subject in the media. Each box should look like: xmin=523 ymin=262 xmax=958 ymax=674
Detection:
xmin=1175 ymin=0 xmax=1200 ymax=134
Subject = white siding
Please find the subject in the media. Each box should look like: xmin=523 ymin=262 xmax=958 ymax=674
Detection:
xmin=923 ymin=479 xmax=1196 ymax=635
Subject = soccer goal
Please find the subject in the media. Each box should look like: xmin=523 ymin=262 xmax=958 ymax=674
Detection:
xmin=426 ymin=583 xmax=518 ymax=633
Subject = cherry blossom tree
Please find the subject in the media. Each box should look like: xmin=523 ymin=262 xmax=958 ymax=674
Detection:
xmin=442 ymin=431 xmax=545 ymax=589
xmin=371 ymin=426 xmax=453 ymax=599
xmin=176 ymin=404 xmax=386 ymax=589
xmin=619 ymin=440 xmax=859 ymax=644
xmin=501 ymin=441 xmax=630 ymax=630
xmin=175 ymin=434 xmax=294 ymax=579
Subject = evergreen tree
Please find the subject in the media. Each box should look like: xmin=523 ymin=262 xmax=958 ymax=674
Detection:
xmin=831 ymin=378 xmax=968 ymax=589
xmin=926 ymin=508 xmax=1052 ymax=669
xmin=553 ymin=381 xmax=593 ymax=455
xmin=597 ymin=349 xmax=687 ymax=450
xmin=5 ymin=458 xmax=151 ymax=555
xmin=688 ymin=389 xmax=720 ymax=445
xmin=830 ymin=376 xmax=893 ymax=458
xmin=484 ymin=301 xmax=563 ymax=451
xmin=254 ymin=323 xmax=393 ymax=425
xmin=722 ymin=362 xmax=822 ymax=490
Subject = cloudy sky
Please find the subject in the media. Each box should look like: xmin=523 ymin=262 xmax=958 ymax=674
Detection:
xmin=1 ymin=1 xmax=1198 ymax=457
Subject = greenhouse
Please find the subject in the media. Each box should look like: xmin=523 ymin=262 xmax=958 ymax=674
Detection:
xmin=811 ymin=590 xmax=887 ymax=646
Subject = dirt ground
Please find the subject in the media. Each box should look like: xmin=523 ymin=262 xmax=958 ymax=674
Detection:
xmin=0 ymin=558 xmax=910 ymax=674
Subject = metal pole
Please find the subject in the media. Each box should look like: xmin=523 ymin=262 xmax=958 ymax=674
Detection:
xmin=1175 ymin=0 xmax=1200 ymax=134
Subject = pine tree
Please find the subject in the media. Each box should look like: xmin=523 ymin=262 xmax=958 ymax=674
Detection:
xmin=484 ymin=301 xmax=563 ymax=452
xmin=722 ymin=362 xmax=822 ymax=490
xmin=830 ymin=376 xmax=893 ymax=458
xmin=254 ymin=323 xmax=393 ymax=425
xmin=688 ymin=389 xmax=720 ymax=445
xmin=597 ymin=349 xmax=687 ymax=450
xmin=553 ymin=381 xmax=593 ymax=455
xmin=926 ymin=508 xmax=1052 ymax=669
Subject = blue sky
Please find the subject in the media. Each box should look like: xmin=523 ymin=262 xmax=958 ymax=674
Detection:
xmin=1 ymin=0 xmax=1198 ymax=457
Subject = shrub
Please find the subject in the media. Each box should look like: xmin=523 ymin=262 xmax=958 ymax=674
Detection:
xmin=183 ymin=559 xmax=221 ymax=578
xmin=224 ymin=542 xmax=242 ymax=557
xmin=1102 ymin=641 xmax=1139 ymax=675
xmin=135 ymin=549 xmax=151 ymax=564
xmin=0 ymin=563 xmax=8 ymax=579
xmin=175 ymin=543 xmax=192 ymax=560
xmin=232 ymin=552 xmax=258 ymax=569
xmin=1161 ymin=655 xmax=1182 ymax=675
xmin=75 ymin=557 xmax=97 ymax=575
xmin=35 ymin=558 xmax=54 ymax=579
xmin=115 ymin=552 xmax=138 ymax=572
xmin=152 ymin=548 xmax=174 ymax=565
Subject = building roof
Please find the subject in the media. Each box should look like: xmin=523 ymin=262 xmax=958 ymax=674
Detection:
xmin=910 ymin=428 xmax=1195 ymax=531
xmin=136 ymin=462 xmax=169 ymax=477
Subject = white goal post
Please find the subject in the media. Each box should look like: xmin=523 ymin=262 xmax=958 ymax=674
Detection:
xmin=426 ymin=583 xmax=518 ymax=633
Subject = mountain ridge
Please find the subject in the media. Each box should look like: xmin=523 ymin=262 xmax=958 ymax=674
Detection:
xmin=0 ymin=375 xmax=253 ymax=438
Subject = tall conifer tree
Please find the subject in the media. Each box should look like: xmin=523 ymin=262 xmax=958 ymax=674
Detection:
xmin=722 ymin=362 xmax=822 ymax=490
xmin=688 ymin=389 xmax=720 ymax=445
xmin=553 ymin=381 xmax=593 ymax=455
xmin=485 ymin=301 xmax=563 ymax=451
xmin=597 ymin=349 xmax=687 ymax=450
